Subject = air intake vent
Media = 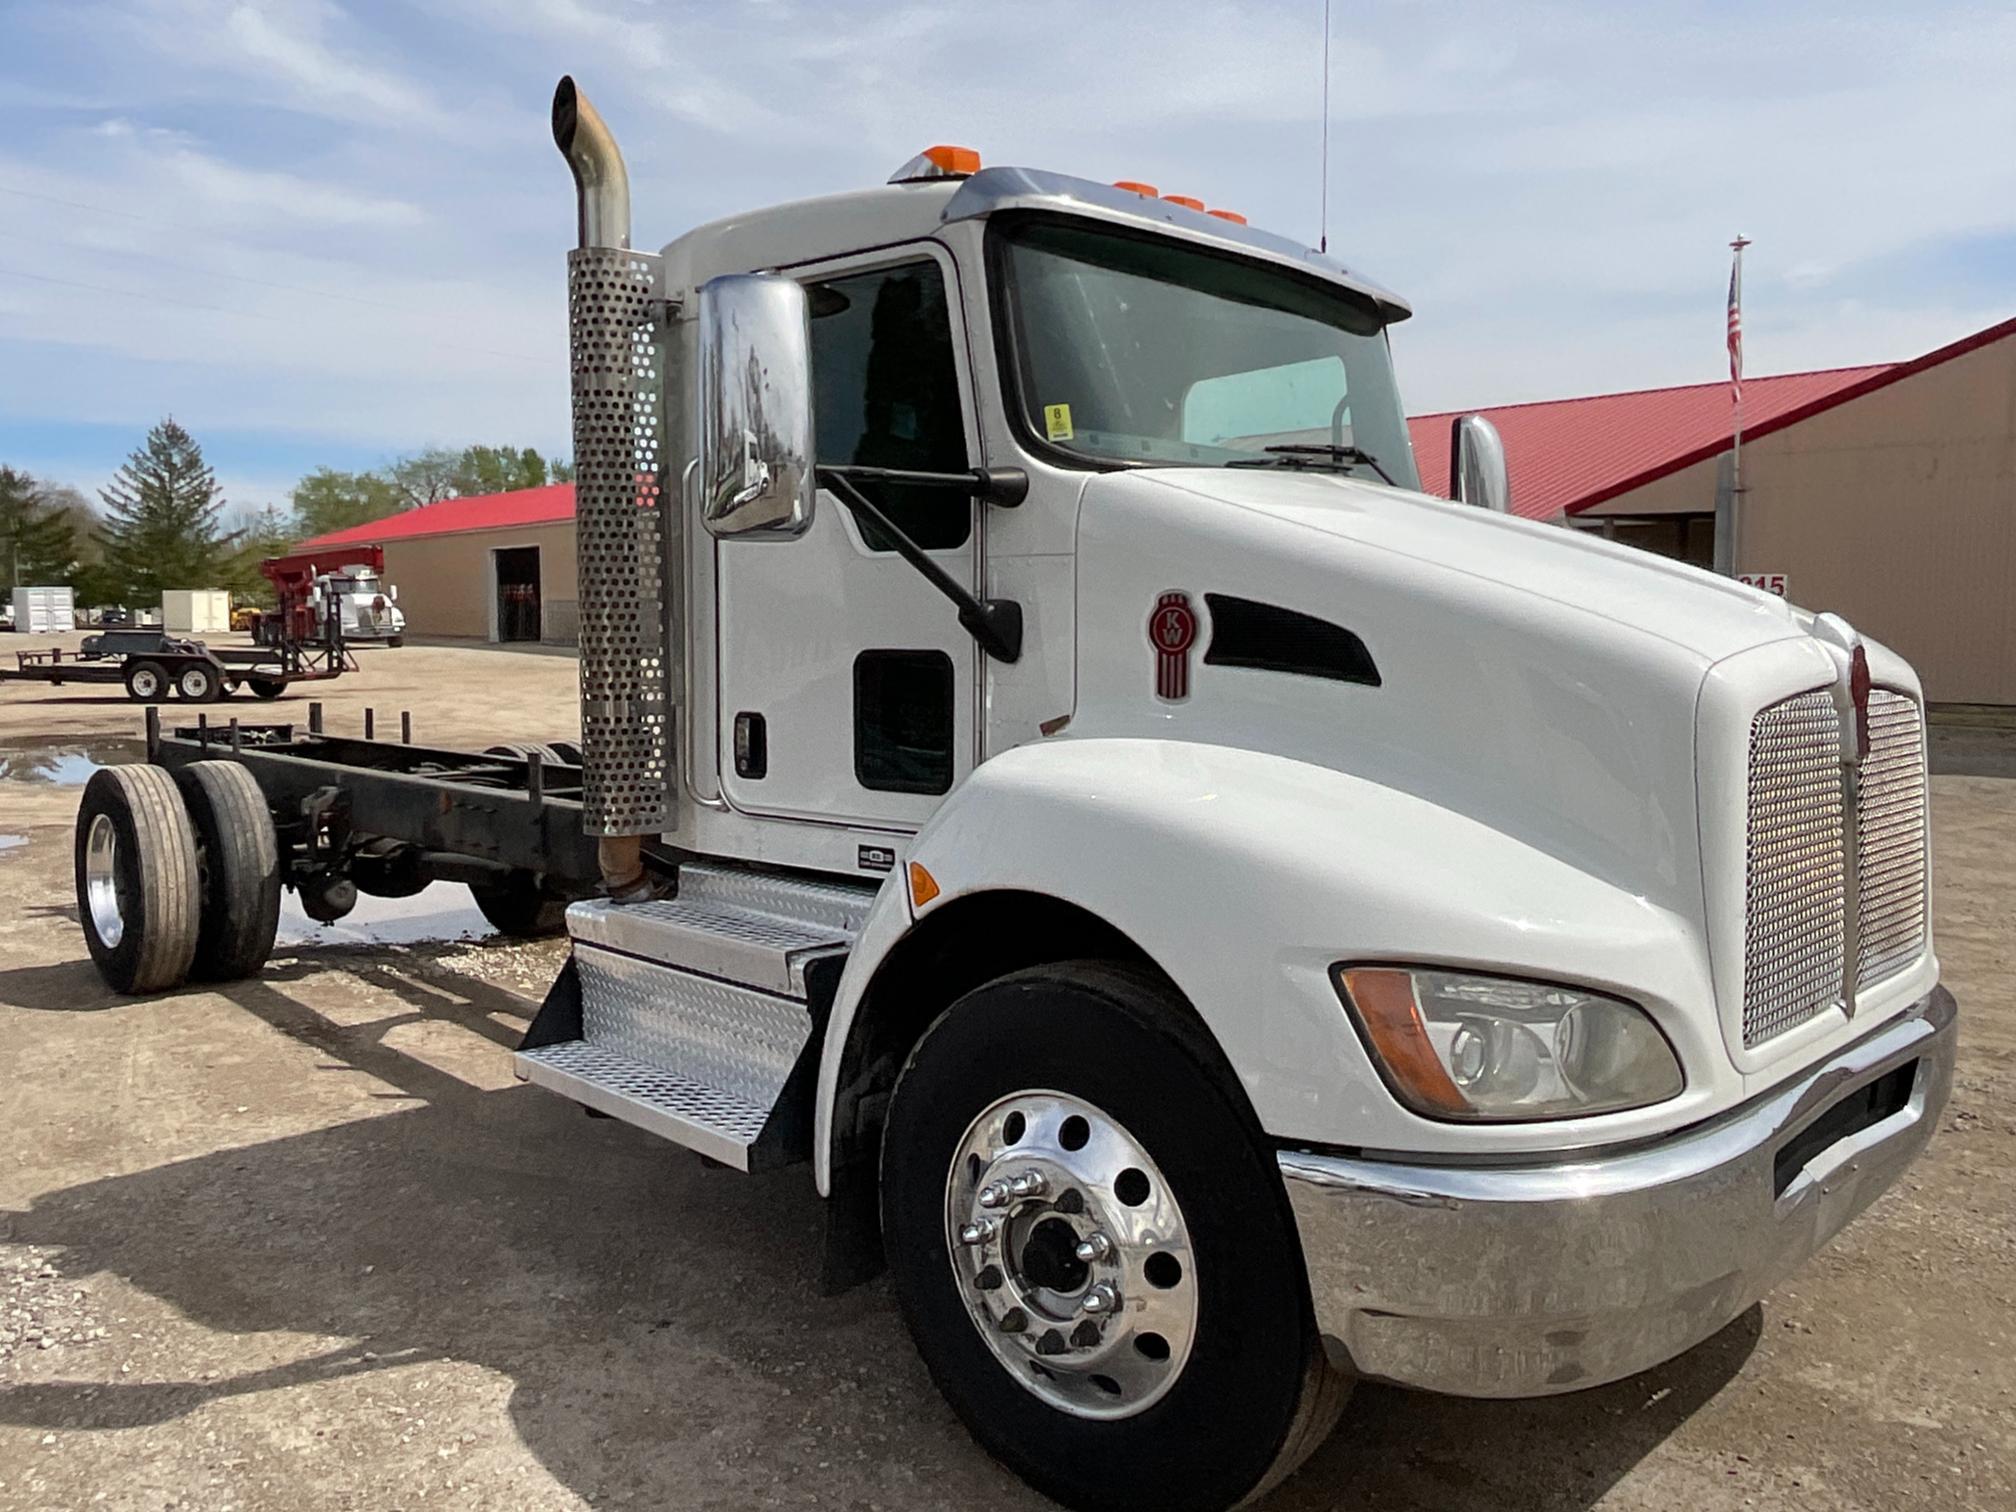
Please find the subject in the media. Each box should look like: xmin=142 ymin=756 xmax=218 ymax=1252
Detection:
xmin=1202 ymin=595 xmax=1380 ymax=688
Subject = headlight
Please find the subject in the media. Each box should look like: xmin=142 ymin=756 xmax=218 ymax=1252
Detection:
xmin=1334 ymin=965 xmax=1683 ymax=1121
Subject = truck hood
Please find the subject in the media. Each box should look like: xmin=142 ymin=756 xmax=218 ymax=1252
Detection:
xmin=1068 ymin=467 xmax=1814 ymax=925
xmin=1128 ymin=467 xmax=1800 ymax=663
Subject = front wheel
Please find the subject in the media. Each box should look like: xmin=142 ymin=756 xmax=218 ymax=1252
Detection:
xmin=124 ymin=660 xmax=168 ymax=702
xmin=881 ymin=963 xmax=1348 ymax=1512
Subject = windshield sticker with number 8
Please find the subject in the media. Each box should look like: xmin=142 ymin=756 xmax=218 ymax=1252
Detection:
xmin=1043 ymin=402 xmax=1074 ymax=441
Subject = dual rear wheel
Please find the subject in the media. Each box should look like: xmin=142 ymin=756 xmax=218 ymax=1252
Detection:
xmin=75 ymin=762 xmax=281 ymax=994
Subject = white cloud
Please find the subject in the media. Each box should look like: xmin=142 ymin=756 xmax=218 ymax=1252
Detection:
xmin=2 ymin=0 xmax=2012 ymax=498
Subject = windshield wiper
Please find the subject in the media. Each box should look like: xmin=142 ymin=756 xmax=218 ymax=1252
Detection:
xmin=1225 ymin=444 xmax=1396 ymax=487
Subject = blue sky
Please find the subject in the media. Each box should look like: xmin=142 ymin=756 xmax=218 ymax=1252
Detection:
xmin=2 ymin=0 xmax=2012 ymax=512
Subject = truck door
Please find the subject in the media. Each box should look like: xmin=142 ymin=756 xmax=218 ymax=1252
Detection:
xmin=714 ymin=245 xmax=979 ymax=829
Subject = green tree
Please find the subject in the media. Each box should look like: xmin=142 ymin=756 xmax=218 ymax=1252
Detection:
xmin=220 ymin=505 xmax=300 ymax=603
xmin=0 ymin=466 xmax=81 ymax=593
xmin=452 ymin=444 xmax=557 ymax=495
xmin=384 ymin=448 xmax=463 ymax=509
xmin=291 ymin=467 xmax=406 ymax=540
xmin=96 ymin=418 xmax=233 ymax=604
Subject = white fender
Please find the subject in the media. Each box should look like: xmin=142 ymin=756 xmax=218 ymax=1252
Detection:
xmin=814 ymin=736 xmax=1737 ymax=1193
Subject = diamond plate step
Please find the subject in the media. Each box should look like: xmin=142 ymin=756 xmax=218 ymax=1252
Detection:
xmin=517 ymin=1040 xmax=774 ymax=1171
xmin=566 ymin=895 xmax=848 ymax=998
xmin=516 ymin=863 xmax=877 ymax=1171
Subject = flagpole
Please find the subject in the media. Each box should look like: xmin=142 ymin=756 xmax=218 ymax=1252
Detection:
xmin=1730 ymin=235 xmax=1750 ymax=499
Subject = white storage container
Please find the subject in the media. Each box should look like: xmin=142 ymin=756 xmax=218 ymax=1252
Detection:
xmin=161 ymin=589 xmax=232 ymax=635
xmin=10 ymin=586 xmax=76 ymax=634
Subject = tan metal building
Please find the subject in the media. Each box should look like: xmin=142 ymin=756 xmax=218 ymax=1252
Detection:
xmin=1411 ymin=316 xmax=2016 ymax=704
xmin=295 ymin=484 xmax=581 ymax=646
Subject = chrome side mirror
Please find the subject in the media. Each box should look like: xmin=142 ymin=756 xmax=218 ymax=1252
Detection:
xmin=1449 ymin=414 xmax=1510 ymax=514
xmin=697 ymin=273 xmax=816 ymax=538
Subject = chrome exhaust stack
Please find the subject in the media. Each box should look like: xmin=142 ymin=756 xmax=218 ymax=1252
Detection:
xmin=553 ymin=76 xmax=671 ymax=891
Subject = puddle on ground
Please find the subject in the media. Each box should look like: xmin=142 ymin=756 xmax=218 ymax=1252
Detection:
xmin=276 ymin=881 xmax=499 ymax=948
xmin=0 ymin=834 xmax=25 ymax=855
xmin=0 ymin=737 xmax=145 ymax=785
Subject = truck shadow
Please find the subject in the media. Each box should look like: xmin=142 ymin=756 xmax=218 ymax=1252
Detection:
xmin=0 ymin=955 xmax=1758 ymax=1510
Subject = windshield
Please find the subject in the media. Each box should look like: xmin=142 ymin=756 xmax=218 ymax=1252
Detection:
xmin=994 ymin=216 xmax=1418 ymax=489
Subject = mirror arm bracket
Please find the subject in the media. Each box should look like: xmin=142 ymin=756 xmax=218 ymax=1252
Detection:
xmin=818 ymin=463 xmax=1028 ymax=508
xmin=817 ymin=468 xmax=1023 ymax=663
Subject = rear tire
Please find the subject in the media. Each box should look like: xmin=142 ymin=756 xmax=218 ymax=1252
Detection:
xmin=173 ymin=761 xmax=281 ymax=981
xmin=470 ymin=871 xmax=568 ymax=937
xmin=247 ymin=678 xmax=286 ymax=700
xmin=74 ymin=766 xmax=201 ymax=994
xmin=124 ymin=660 xmax=169 ymax=702
xmin=175 ymin=662 xmax=221 ymax=701
xmin=880 ymin=963 xmax=1348 ymax=1512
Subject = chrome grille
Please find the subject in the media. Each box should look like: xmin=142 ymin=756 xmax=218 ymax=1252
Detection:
xmin=1743 ymin=689 xmax=1846 ymax=1047
xmin=1856 ymin=691 xmax=1928 ymax=988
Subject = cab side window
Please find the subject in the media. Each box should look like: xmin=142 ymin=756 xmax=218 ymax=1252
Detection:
xmin=807 ymin=259 xmax=971 ymax=551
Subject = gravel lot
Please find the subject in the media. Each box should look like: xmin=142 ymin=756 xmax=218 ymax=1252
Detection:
xmin=0 ymin=639 xmax=2011 ymax=1511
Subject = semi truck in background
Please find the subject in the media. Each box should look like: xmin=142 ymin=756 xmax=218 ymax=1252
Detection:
xmin=254 ymin=546 xmax=405 ymax=647
xmin=71 ymin=77 xmax=1952 ymax=1511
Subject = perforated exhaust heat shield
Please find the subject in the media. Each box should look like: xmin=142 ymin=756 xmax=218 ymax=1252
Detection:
xmin=566 ymin=246 xmax=671 ymax=836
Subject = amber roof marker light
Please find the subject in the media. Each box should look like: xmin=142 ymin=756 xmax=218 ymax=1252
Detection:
xmin=888 ymin=145 xmax=982 ymax=184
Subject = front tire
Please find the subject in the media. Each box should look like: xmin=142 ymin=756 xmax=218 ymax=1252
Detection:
xmin=74 ymin=766 xmax=201 ymax=994
xmin=124 ymin=660 xmax=168 ymax=702
xmin=881 ymin=963 xmax=1348 ymax=1512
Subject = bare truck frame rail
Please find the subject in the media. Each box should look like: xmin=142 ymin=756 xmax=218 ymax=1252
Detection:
xmin=142 ymin=704 xmax=607 ymax=924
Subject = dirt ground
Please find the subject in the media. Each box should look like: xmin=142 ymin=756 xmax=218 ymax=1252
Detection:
xmin=0 ymin=639 xmax=2011 ymax=1511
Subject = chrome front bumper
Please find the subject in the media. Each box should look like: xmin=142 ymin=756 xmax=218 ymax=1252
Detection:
xmin=1279 ymin=986 xmax=1955 ymax=1398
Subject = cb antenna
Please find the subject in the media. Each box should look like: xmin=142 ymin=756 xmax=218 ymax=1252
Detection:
xmin=1319 ymin=0 xmax=1332 ymax=252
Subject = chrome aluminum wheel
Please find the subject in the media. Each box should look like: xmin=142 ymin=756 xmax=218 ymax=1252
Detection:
xmin=946 ymin=1089 xmax=1198 ymax=1420
xmin=84 ymin=812 xmax=125 ymax=948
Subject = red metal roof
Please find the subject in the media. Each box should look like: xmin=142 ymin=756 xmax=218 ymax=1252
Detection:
xmin=295 ymin=482 xmax=576 ymax=550
xmin=1408 ymin=313 xmax=2016 ymax=519
xmin=1407 ymin=365 xmax=1889 ymax=520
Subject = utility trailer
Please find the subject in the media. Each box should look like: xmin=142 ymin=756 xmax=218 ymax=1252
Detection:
xmin=1 ymin=625 xmax=353 ymax=702
xmin=70 ymin=75 xmax=1956 ymax=1512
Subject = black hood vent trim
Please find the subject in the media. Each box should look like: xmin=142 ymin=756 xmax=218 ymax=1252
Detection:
xmin=1202 ymin=594 xmax=1381 ymax=688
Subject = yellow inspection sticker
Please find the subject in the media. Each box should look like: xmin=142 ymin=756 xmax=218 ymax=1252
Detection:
xmin=1043 ymin=402 xmax=1074 ymax=441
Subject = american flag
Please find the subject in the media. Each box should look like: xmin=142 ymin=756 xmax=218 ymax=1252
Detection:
xmin=1727 ymin=239 xmax=1748 ymax=408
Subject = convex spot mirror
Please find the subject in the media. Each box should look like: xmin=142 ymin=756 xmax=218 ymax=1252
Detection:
xmin=697 ymin=272 xmax=817 ymax=538
xmin=1449 ymin=413 xmax=1510 ymax=514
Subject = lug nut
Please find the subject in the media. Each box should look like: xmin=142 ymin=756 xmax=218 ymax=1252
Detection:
xmin=1080 ymin=1283 xmax=1120 ymax=1316
xmin=978 ymin=1183 xmax=1008 ymax=1210
xmin=1006 ymin=1170 xmax=1048 ymax=1199
xmin=998 ymin=1307 xmax=1028 ymax=1334
xmin=1073 ymin=1233 xmax=1113 ymax=1263
xmin=959 ymin=1218 xmax=997 ymax=1246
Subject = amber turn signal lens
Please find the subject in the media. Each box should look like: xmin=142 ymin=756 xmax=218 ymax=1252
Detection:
xmin=1113 ymin=179 xmax=1159 ymax=196
xmin=908 ymin=861 xmax=941 ymax=908
xmin=1338 ymin=967 xmax=1471 ymax=1117
xmin=1207 ymin=208 xmax=1247 ymax=223
xmin=1163 ymin=194 xmax=1205 ymax=210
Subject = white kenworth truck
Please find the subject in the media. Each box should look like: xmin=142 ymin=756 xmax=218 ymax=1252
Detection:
xmin=72 ymin=77 xmax=1953 ymax=1512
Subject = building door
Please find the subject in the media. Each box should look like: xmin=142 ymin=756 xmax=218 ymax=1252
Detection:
xmin=495 ymin=547 xmax=541 ymax=642
xmin=713 ymin=246 xmax=979 ymax=830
